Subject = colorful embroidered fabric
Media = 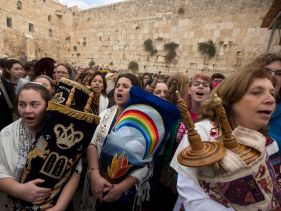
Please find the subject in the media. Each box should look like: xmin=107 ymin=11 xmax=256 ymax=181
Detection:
xmin=100 ymin=104 xmax=165 ymax=183
xmin=198 ymin=135 xmax=281 ymax=210
xmin=100 ymin=86 xmax=181 ymax=184
xmin=15 ymin=79 xmax=100 ymax=210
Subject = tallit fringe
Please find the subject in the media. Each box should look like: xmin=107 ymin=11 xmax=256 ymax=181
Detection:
xmin=47 ymin=101 xmax=100 ymax=124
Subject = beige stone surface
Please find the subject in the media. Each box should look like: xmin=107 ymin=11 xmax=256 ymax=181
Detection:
xmin=0 ymin=0 xmax=280 ymax=75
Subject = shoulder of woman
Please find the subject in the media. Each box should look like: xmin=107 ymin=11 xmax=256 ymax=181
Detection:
xmin=0 ymin=119 xmax=22 ymax=137
xmin=99 ymin=105 xmax=117 ymax=118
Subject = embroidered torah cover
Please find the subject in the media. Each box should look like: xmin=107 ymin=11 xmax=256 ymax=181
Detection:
xmin=198 ymin=127 xmax=281 ymax=211
xmin=16 ymin=102 xmax=100 ymax=209
xmin=100 ymin=86 xmax=181 ymax=183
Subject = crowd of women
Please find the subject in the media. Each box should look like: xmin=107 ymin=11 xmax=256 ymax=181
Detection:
xmin=0 ymin=52 xmax=280 ymax=211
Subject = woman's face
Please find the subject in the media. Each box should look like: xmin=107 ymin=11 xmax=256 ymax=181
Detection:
xmin=188 ymin=78 xmax=211 ymax=104
xmin=34 ymin=77 xmax=53 ymax=96
xmin=114 ymin=77 xmax=132 ymax=106
xmin=143 ymin=74 xmax=151 ymax=85
xmin=8 ymin=63 xmax=25 ymax=82
xmin=53 ymin=65 xmax=69 ymax=80
xmin=153 ymin=83 xmax=168 ymax=100
xmin=18 ymin=89 xmax=47 ymax=131
xmin=265 ymin=60 xmax=281 ymax=97
xmin=90 ymin=74 xmax=104 ymax=94
xmin=232 ymin=78 xmax=275 ymax=131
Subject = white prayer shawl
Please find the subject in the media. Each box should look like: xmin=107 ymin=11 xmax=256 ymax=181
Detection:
xmin=170 ymin=120 xmax=280 ymax=211
xmin=0 ymin=118 xmax=34 ymax=210
xmin=0 ymin=118 xmax=34 ymax=180
xmin=0 ymin=119 xmax=82 ymax=210
xmin=98 ymin=94 xmax=109 ymax=115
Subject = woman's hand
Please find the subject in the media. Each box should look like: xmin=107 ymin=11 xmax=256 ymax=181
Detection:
xmin=19 ymin=179 xmax=51 ymax=204
xmin=102 ymin=183 xmax=124 ymax=203
xmin=102 ymin=176 xmax=137 ymax=203
xmin=45 ymin=206 xmax=60 ymax=211
xmin=90 ymin=171 xmax=112 ymax=201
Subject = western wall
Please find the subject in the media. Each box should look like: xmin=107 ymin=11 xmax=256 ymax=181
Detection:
xmin=0 ymin=0 xmax=280 ymax=75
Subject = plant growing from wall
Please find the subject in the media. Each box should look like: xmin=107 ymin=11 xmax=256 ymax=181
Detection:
xmin=164 ymin=42 xmax=179 ymax=64
xmin=144 ymin=39 xmax=158 ymax=56
xmin=128 ymin=61 xmax=139 ymax=71
xmin=198 ymin=40 xmax=216 ymax=58
xmin=89 ymin=59 xmax=95 ymax=67
xmin=178 ymin=7 xmax=185 ymax=14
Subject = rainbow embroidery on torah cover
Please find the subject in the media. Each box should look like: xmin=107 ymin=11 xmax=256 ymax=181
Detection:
xmin=114 ymin=105 xmax=162 ymax=159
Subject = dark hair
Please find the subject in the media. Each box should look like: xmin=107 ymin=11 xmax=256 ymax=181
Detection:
xmin=115 ymin=73 xmax=141 ymax=88
xmin=88 ymin=71 xmax=107 ymax=95
xmin=23 ymin=61 xmax=34 ymax=71
xmin=17 ymin=82 xmax=51 ymax=109
xmin=211 ymin=73 xmax=225 ymax=80
xmin=0 ymin=58 xmax=8 ymax=69
xmin=6 ymin=59 xmax=22 ymax=70
xmin=4 ymin=59 xmax=23 ymax=79
xmin=142 ymin=72 xmax=152 ymax=87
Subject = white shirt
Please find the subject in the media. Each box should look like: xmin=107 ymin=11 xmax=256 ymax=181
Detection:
xmin=170 ymin=119 xmax=235 ymax=211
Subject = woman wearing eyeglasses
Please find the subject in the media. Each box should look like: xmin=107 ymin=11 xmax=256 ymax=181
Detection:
xmin=52 ymin=64 xmax=72 ymax=80
xmin=185 ymin=74 xmax=212 ymax=122
xmin=171 ymin=67 xmax=280 ymax=211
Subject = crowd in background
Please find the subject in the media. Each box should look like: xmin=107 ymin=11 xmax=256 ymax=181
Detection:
xmin=0 ymin=52 xmax=280 ymax=211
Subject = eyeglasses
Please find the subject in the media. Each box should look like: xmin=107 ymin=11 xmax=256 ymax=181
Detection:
xmin=54 ymin=71 xmax=69 ymax=75
xmin=268 ymin=69 xmax=281 ymax=76
xmin=191 ymin=80 xmax=210 ymax=87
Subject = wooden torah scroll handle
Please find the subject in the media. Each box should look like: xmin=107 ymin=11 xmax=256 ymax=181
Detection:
xmin=150 ymin=71 xmax=161 ymax=92
xmin=175 ymin=91 xmax=225 ymax=167
xmin=166 ymin=78 xmax=177 ymax=102
xmin=84 ymin=92 xmax=94 ymax=113
xmin=212 ymin=94 xmax=260 ymax=165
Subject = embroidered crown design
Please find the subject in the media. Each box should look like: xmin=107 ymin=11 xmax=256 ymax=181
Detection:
xmin=52 ymin=92 xmax=65 ymax=104
xmin=54 ymin=123 xmax=84 ymax=149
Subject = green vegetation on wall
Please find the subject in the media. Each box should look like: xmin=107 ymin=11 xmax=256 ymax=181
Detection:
xmin=144 ymin=39 xmax=158 ymax=56
xmin=164 ymin=42 xmax=179 ymax=64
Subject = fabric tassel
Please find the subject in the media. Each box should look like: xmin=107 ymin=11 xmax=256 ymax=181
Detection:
xmin=47 ymin=101 xmax=100 ymax=124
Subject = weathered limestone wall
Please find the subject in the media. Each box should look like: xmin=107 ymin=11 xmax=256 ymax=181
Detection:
xmin=0 ymin=0 xmax=280 ymax=75
xmin=61 ymin=0 xmax=281 ymax=75
xmin=0 ymin=0 xmax=65 ymax=61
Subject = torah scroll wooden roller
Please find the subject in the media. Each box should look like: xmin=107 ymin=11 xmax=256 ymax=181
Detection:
xmin=166 ymin=78 xmax=177 ymax=102
xmin=176 ymin=91 xmax=225 ymax=167
xmin=65 ymin=87 xmax=75 ymax=107
xmin=150 ymin=71 xmax=161 ymax=92
xmin=84 ymin=92 xmax=94 ymax=113
xmin=212 ymin=94 xmax=260 ymax=165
